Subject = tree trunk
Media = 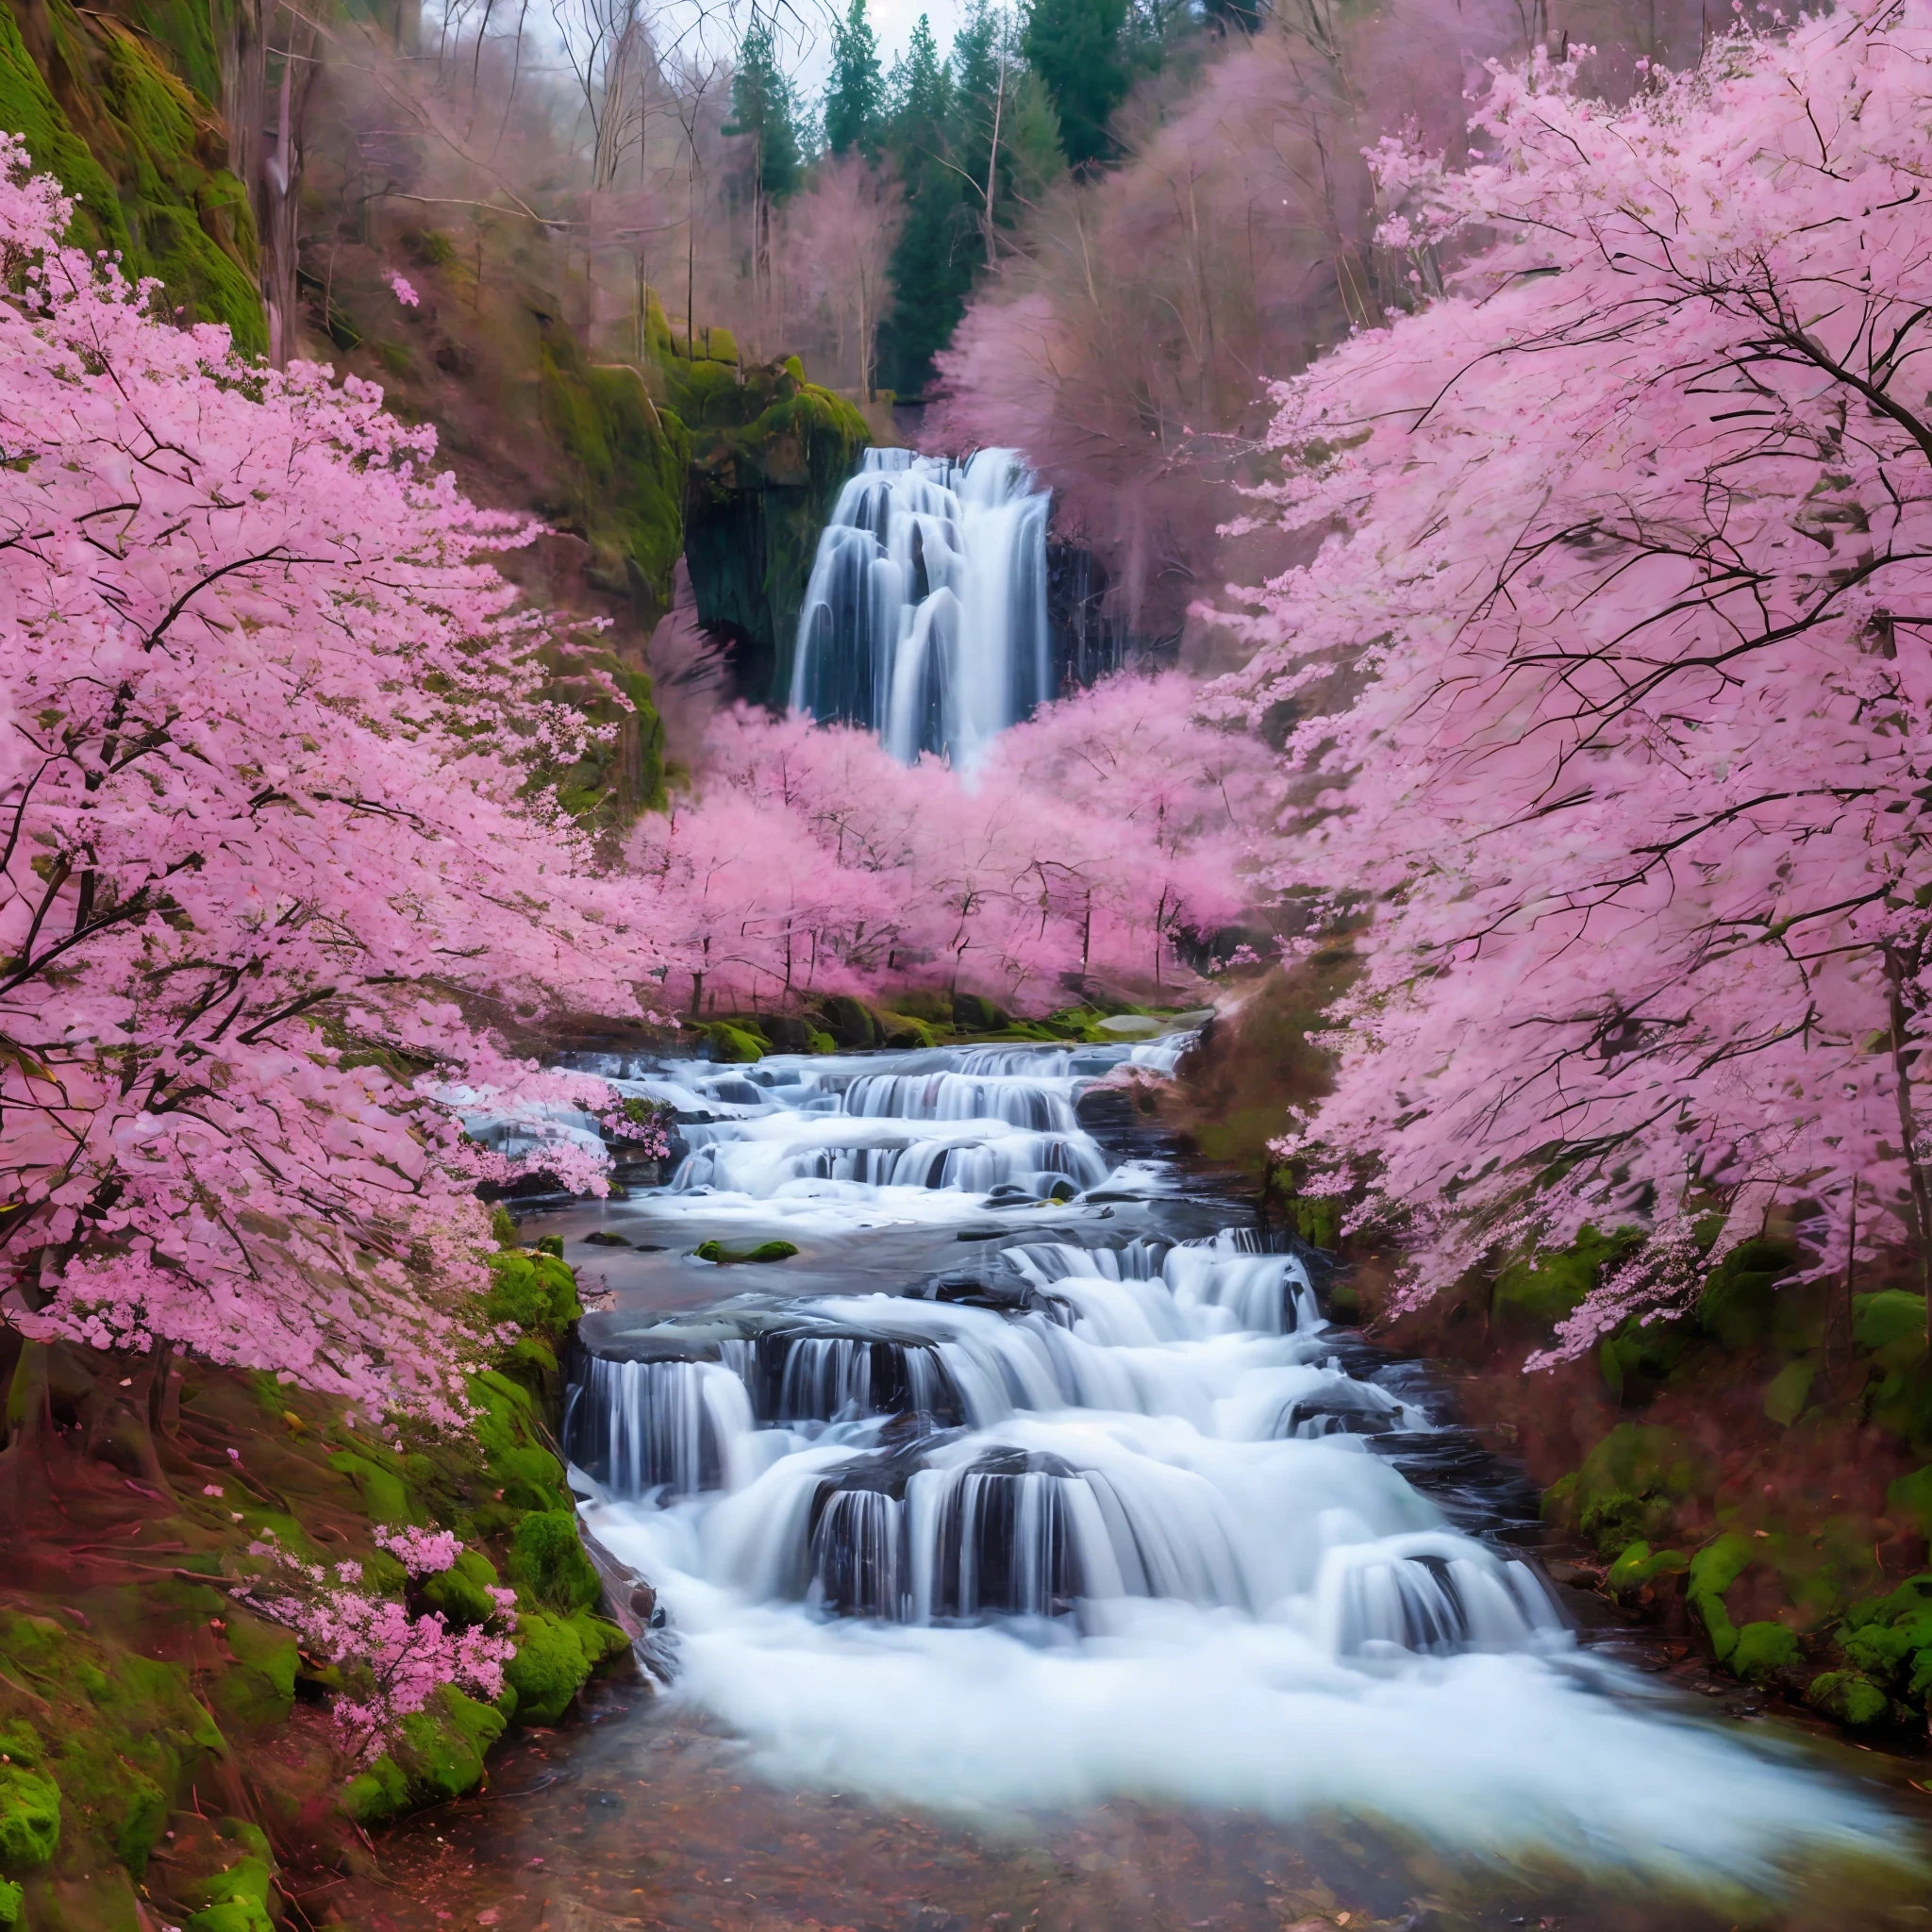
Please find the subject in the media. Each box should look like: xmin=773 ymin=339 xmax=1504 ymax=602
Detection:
xmin=1883 ymin=942 xmax=1932 ymax=1344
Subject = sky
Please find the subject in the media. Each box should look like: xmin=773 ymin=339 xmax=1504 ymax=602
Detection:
xmin=679 ymin=0 xmax=971 ymax=99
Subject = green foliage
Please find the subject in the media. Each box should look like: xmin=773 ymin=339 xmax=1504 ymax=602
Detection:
xmin=824 ymin=0 xmax=885 ymax=156
xmin=0 ymin=1879 xmax=20 ymax=1925
xmin=726 ymin=8 xmax=802 ymax=204
xmin=692 ymin=1238 xmax=799 ymax=1264
xmin=1023 ymin=0 xmax=1131 ymax=167
xmin=508 ymin=1509 xmax=604 ymax=1613
xmin=0 ymin=2 xmax=125 ymax=254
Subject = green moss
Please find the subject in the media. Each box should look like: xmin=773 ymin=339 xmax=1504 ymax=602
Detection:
xmin=394 ymin=1685 xmax=505 ymax=1804
xmin=951 ymin=992 xmax=1010 ymax=1033
xmin=179 ymin=1820 xmax=273 ymax=1932
xmin=1491 ymin=1226 xmax=1642 ymax=1339
xmin=339 ymin=1753 xmax=409 ymax=1826
xmin=503 ymin=1608 xmax=593 ymax=1725
xmin=423 ymin=1550 xmax=503 ymax=1627
xmin=1888 ymin=1467 xmax=1932 ymax=1537
xmin=1764 ymin=1357 xmax=1815 ymax=1425
xmin=1695 ymin=1237 xmax=1807 ymax=1353
xmin=508 ymin=1509 xmax=603 ymax=1613
xmin=483 ymin=1249 xmax=582 ymax=1335
xmin=819 ymin=996 xmax=880 ymax=1049
xmin=540 ymin=332 xmax=691 ymax=617
xmin=329 ymin=1452 xmax=413 ymax=1527
xmin=1730 ymin=1620 xmax=1800 ymax=1679
xmin=692 ymin=1239 xmax=798 ymax=1265
xmin=0 ymin=1878 xmax=21 ymax=1925
xmin=1688 ymin=1532 xmax=1756 ymax=1661
xmin=703 ymin=1021 xmax=768 ymax=1062
xmin=212 ymin=1617 xmax=298 ymax=1731
xmin=0 ymin=1763 xmax=59 ymax=1867
xmin=808 ymin=1029 xmax=837 ymax=1054
xmin=0 ymin=2 xmax=126 ymax=254
xmin=1807 ymin=1670 xmax=1890 ymax=1726
xmin=1560 ymin=1424 xmax=1707 ymax=1557
xmin=876 ymin=1012 xmax=937 ymax=1050
xmin=1605 ymin=1541 xmax=1690 ymax=1596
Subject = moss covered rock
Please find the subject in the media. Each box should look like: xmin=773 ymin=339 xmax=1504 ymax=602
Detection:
xmin=1557 ymin=1423 xmax=1707 ymax=1557
xmin=692 ymin=1238 xmax=798 ymax=1265
xmin=1687 ymin=1532 xmax=1756 ymax=1661
xmin=178 ymin=1819 xmax=275 ymax=1932
xmin=508 ymin=1509 xmax=604 ymax=1613
xmin=1807 ymin=1669 xmax=1891 ymax=1726
xmin=0 ymin=1762 xmax=59 ymax=1868
xmin=703 ymin=1021 xmax=768 ymax=1062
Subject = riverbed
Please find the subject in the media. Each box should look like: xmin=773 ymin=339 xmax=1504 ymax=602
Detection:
xmin=331 ymin=1040 xmax=1931 ymax=1932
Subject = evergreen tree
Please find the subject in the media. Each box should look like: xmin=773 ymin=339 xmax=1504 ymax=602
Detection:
xmin=1022 ymin=0 xmax=1131 ymax=169
xmin=1003 ymin=66 xmax=1067 ymax=203
xmin=878 ymin=13 xmax=969 ymax=397
xmin=824 ymin=0 xmax=886 ymax=158
xmin=725 ymin=9 xmax=803 ymax=206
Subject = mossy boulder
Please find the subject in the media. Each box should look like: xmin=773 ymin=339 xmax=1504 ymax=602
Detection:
xmin=0 ymin=1878 xmax=21 ymax=1925
xmin=819 ymin=996 xmax=880 ymax=1049
xmin=876 ymin=1011 xmax=937 ymax=1050
xmin=692 ymin=1239 xmax=798 ymax=1265
xmin=952 ymin=992 xmax=1010 ymax=1032
xmin=703 ymin=1021 xmax=768 ymax=1063
xmin=1730 ymin=1620 xmax=1801 ymax=1680
xmin=508 ymin=1509 xmax=603 ymax=1614
xmin=1695 ymin=1237 xmax=1805 ymax=1351
xmin=1605 ymin=1541 xmax=1690 ymax=1598
xmin=484 ymin=1248 xmax=583 ymax=1336
xmin=1807 ymin=1670 xmax=1892 ymax=1726
xmin=0 ymin=1762 xmax=59 ymax=1867
xmin=1837 ymin=1574 xmax=1932 ymax=1707
xmin=502 ymin=1608 xmax=625 ymax=1724
xmin=1557 ymin=1423 xmax=1707 ymax=1557
xmin=422 ymin=1550 xmax=505 ymax=1628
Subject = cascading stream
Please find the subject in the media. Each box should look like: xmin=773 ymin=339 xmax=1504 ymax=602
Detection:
xmin=551 ymin=1039 xmax=1907 ymax=1893
xmin=791 ymin=448 xmax=1051 ymax=766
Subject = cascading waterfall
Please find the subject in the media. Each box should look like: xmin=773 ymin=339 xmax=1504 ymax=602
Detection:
xmin=549 ymin=1036 xmax=1907 ymax=1890
xmin=791 ymin=448 xmax=1051 ymax=766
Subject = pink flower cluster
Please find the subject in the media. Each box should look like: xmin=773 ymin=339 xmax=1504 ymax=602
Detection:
xmin=386 ymin=271 xmax=420 ymax=308
xmin=238 ymin=1536 xmax=514 ymax=1760
xmin=1218 ymin=0 xmax=1932 ymax=1350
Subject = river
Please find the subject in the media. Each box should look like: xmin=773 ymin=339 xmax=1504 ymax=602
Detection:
xmin=332 ymin=1035 xmax=1929 ymax=1932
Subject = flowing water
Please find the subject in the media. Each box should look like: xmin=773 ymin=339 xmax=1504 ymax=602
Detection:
xmin=791 ymin=449 xmax=1052 ymax=766
xmin=360 ymin=1038 xmax=1932 ymax=1932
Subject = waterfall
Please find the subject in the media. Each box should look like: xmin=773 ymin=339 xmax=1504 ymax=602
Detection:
xmin=791 ymin=448 xmax=1052 ymax=766
xmin=545 ymin=1033 xmax=1910 ymax=1886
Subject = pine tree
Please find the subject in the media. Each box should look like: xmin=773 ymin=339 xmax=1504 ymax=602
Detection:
xmin=878 ymin=13 xmax=969 ymax=397
xmin=824 ymin=0 xmax=885 ymax=158
xmin=1022 ymin=0 xmax=1130 ymax=169
xmin=726 ymin=9 xmax=803 ymax=206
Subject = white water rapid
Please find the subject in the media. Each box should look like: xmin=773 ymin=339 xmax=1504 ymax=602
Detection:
xmin=546 ymin=1038 xmax=1909 ymax=1898
xmin=790 ymin=448 xmax=1051 ymax=765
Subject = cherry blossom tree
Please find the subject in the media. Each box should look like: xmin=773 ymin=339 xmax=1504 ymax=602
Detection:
xmin=630 ymin=673 xmax=1269 ymax=1011
xmin=0 ymin=137 xmax=665 ymax=1423
xmin=1217 ymin=1 xmax=1932 ymax=1352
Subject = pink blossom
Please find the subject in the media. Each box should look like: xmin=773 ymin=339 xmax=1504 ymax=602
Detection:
xmin=386 ymin=271 xmax=420 ymax=308
xmin=1216 ymin=1 xmax=1932 ymax=1350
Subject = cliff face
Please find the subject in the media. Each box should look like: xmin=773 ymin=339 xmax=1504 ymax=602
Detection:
xmin=1 ymin=0 xmax=265 ymax=353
